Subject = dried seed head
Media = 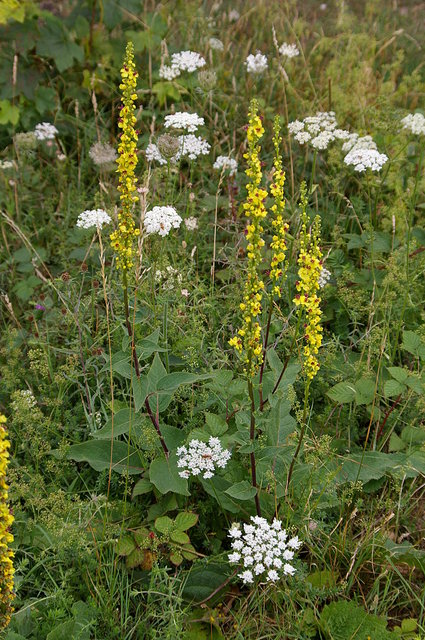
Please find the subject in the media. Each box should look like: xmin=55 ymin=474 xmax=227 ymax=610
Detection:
xmin=157 ymin=134 xmax=180 ymax=159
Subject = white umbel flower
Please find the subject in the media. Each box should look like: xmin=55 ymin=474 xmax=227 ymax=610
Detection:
xmin=288 ymin=111 xmax=349 ymax=150
xmin=175 ymin=134 xmax=210 ymax=160
xmin=159 ymin=64 xmax=181 ymax=81
xmin=401 ymin=113 xmax=425 ymax=136
xmin=245 ymin=52 xmax=268 ymax=75
xmin=344 ymin=148 xmax=388 ymax=172
xmin=177 ymin=436 xmax=231 ymax=479
xmin=318 ymin=266 xmax=331 ymax=288
xmin=0 ymin=160 xmax=13 ymax=170
xmin=209 ymin=37 xmax=224 ymax=51
xmin=279 ymin=42 xmax=300 ymax=58
xmin=170 ymin=50 xmax=206 ymax=73
xmin=228 ymin=517 xmax=302 ymax=586
xmin=213 ymin=155 xmax=238 ymax=176
xmin=76 ymin=209 xmax=111 ymax=230
xmin=342 ymin=133 xmax=377 ymax=153
xmin=34 ymin=122 xmax=58 ymax=140
xmin=164 ymin=112 xmax=205 ymax=133
xmin=144 ymin=206 xmax=182 ymax=237
xmin=184 ymin=216 xmax=198 ymax=231
xmin=145 ymin=143 xmax=167 ymax=166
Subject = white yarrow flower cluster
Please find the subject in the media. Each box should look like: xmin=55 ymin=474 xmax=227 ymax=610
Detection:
xmin=279 ymin=42 xmax=300 ymax=58
xmin=342 ymin=133 xmax=377 ymax=153
xmin=76 ymin=209 xmax=111 ymax=230
xmin=344 ymin=148 xmax=388 ymax=172
xmin=401 ymin=113 xmax=425 ymax=136
xmin=164 ymin=112 xmax=205 ymax=133
xmin=159 ymin=65 xmax=181 ymax=81
xmin=0 ymin=160 xmax=13 ymax=170
xmin=177 ymin=437 xmax=231 ymax=479
xmin=229 ymin=517 xmax=302 ymax=586
xmin=288 ymin=111 xmax=349 ymax=150
xmin=144 ymin=206 xmax=182 ymax=237
xmin=34 ymin=122 xmax=58 ymax=141
xmin=318 ymin=266 xmax=331 ymax=288
xmin=159 ymin=51 xmax=206 ymax=80
xmin=184 ymin=216 xmax=198 ymax=231
xmin=245 ymin=52 xmax=268 ymax=75
xmin=213 ymin=155 xmax=238 ymax=176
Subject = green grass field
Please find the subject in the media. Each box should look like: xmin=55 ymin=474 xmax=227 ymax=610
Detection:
xmin=1 ymin=0 xmax=425 ymax=637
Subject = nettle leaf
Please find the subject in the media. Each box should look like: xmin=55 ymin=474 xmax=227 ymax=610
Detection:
xmin=387 ymin=367 xmax=408 ymax=384
xmin=175 ymin=512 xmax=198 ymax=531
xmin=327 ymin=381 xmax=357 ymax=404
xmin=225 ymin=481 xmax=257 ymax=501
xmin=149 ymin=454 xmax=189 ymax=496
xmin=66 ymin=440 xmax=143 ymax=475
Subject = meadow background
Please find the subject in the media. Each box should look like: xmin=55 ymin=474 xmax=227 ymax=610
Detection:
xmin=1 ymin=0 xmax=425 ymax=638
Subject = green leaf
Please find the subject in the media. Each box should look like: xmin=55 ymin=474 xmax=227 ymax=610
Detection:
xmin=337 ymin=451 xmax=397 ymax=483
xmin=388 ymin=432 xmax=406 ymax=452
xmin=94 ymin=409 xmax=142 ymax=439
xmin=134 ymin=528 xmax=149 ymax=545
xmin=182 ymin=563 xmax=232 ymax=603
xmin=387 ymin=367 xmax=408 ymax=384
xmin=126 ymin=547 xmax=145 ymax=569
xmin=109 ymin=351 xmax=133 ymax=379
xmin=225 ymin=481 xmax=257 ymax=501
xmin=0 ymin=99 xmax=19 ymax=125
xmin=327 ymin=381 xmax=357 ymax=404
xmin=149 ymin=454 xmax=189 ymax=496
xmin=400 ymin=426 xmax=425 ymax=445
xmin=66 ymin=440 xmax=143 ymax=475
xmin=402 ymin=330 xmax=425 ymax=359
xmin=181 ymin=543 xmax=198 ymax=561
xmin=169 ymin=551 xmax=184 ymax=566
xmin=384 ymin=379 xmax=405 ymax=398
xmin=170 ymin=530 xmax=190 ymax=544
xmin=306 ymin=570 xmax=337 ymax=588
xmin=34 ymin=86 xmax=56 ymax=115
xmin=155 ymin=515 xmax=174 ymax=534
xmin=132 ymin=478 xmax=153 ymax=497
xmin=354 ymin=378 xmax=375 ymax=405
xmin=36 ymin=15 xmax=84 ymax=72
xmin=156 ymin=371 xmax=212 ymax=392
xmin=205 ymin=413 xmax=228 ymax=437
xmin=116 ymin=535 xmax=135 ymax=556
xmin=405 ymin=375 xmax=423 ymax=394
xmin=175 ymin=512 xmax=198 ymax=531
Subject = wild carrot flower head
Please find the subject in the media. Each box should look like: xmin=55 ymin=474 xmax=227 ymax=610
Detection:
xmin=177 ymin=437 xmax=231 ymax=479
xmin=279 ymin=42 xmax=299 ymax=58
xmin=110 ymin=42 xmax=140 ymax=271
xmin=144 ymin=206 xmax=182 ymax=237
xmin=0 ymin=414 xmax=15 ymax=631
xmin=245 ymin=52 xmax=268 ymax=75
xmin=77 ymin=209 xmax=111 ymax=230
xmin=229 ymin=100 xmax=267 ymax=377
xmin=228 ymin=516 xmax=301 ymax=586
xmin=34 ymin=122 xmax=58 ymax=140
xmin=293 ymin=183 xmax=323 ymax=380
xmin=269 ymin=117 xmax=289 ymax=297
xmin=288 ymin=111 xmax=349 ymax=150
xmin=213 ymin=155 xmax=238 ymax=176
xmin=401 ymin=112 xmax=425 ymax=136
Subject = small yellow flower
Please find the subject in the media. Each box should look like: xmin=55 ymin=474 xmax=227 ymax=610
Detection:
xmin=0 ymin=414 xmax=14 ymax=631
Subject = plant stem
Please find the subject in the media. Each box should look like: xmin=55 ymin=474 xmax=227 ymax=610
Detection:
xmin=259 ymin=299 xmax=273 ymax=411
xmin=122 ymin=270 xmax=140 ymax=379
xmin=285 ymin=380 xmax=310 ymax=496
xmin=248 ymin=378 xmax=261 ymax=517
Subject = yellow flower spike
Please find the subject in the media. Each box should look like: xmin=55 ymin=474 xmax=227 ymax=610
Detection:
xmin=229 ymin=100 xmax=268 ymax=378
xmin=110 ymin=42 xmax=140 ymax=272
xmin=0 ymin=414 xmax=14 ymax=632
xmin=269 ymin=116 xmax=289 ymax=298
xmin=293 ymin=182 xmax=323 ymax=380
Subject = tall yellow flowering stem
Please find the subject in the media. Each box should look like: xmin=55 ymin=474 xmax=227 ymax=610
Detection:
xmin=285 ymin=183 xmax=323 ymax=494
xmin=0 ymin=414 xmax=14 ymax=631
xmin=259 ymin=116 xmax=289 ymax=410
xmin=111 ymin=43 xmax=168 ymax=457
xmin=229 ymin=100 xmax=267 ymax=517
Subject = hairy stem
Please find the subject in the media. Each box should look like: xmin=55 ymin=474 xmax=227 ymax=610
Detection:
xmin=248 ymin=379 xmax=261 ymax=517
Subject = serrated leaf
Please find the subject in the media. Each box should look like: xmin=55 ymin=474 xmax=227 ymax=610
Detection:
xmin=169 ymin=551 xmax=184 ymax=566
xmin=402 ymin=330 xmax=425 ymax=359
xmin=36 ymin=15 xmax=84 ymax=72
xmin=205 ymin=413 xmax=228 ymax=436
xmin=327 ymin=381 xmax=357 ymax=404
xmin=134 ymin=528 xmax=149 ymax=545
xmin=387 ymin=366 xmax=409 ymax=384
xmin=155 ymin=516 xmax=174 ymax=534
xmin=116 ymin=535 xmax=135 ymax=556
xmin=384 ymin=379 xmax=405 ymax=398
xmin=388 ymin=432 xmax=406 ymax=452
xmin=175 ymin=512 xmax=198 ymax=531
xmin=170 ymin=530 xmax=190 ymax=544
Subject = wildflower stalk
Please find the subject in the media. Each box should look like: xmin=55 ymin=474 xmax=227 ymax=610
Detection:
xmin=285 ymin=183 xmax=323 ymax=494
xmin=0 ymin=414 xmax=14 ymax=631
xmin=229 ymin=100 xmax=267 ymax=516
xmin=259 ymin=117 xmax=288 ymax=410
